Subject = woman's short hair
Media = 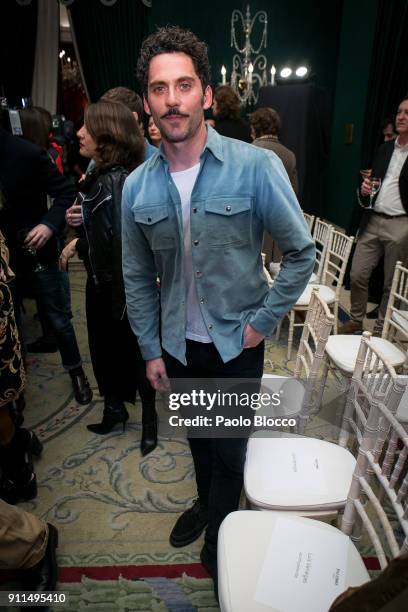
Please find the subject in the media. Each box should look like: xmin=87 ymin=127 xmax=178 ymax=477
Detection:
xmin=214 ymin=86 xmax=241 ymax=121
xmin=84 ymin=100 xmax=144 ymax=172
xmin=250 ymin=107 xmax=281 ymax=139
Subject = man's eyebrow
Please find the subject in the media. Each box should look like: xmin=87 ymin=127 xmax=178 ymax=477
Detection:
xmin=149 ymin=76 xmax=196 ymax=87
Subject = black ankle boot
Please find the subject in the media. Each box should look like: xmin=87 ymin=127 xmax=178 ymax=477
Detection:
xmin=0 ymin=429 xmax=38 ymax=504
xmin=69 ymin=367 xmax=93 ymax=405
xmin=141 ymin=404 xmax=158 ymax=456
xmin=87 ymin=400 xmax=129 ymax=435
xmin=0 ymin=472 xmax=37 ymax=504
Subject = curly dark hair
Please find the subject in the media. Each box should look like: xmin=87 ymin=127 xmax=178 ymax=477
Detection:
xmin=214 ymin=86 xmax=241 ymax=120
xmin=85 ymin=100 xmax=144 ymax=172
xmin=137 ymin=26 xmax=211 ymax=95
xmin=249 ymin=107 xmax=281 ymax=138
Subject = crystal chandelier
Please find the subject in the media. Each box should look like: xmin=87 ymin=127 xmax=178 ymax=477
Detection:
xmin=225 ymin=4 xmax=270 ymax=106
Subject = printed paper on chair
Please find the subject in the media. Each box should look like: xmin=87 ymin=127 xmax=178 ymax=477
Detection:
xmin=254 ymin=517 xmax=349 ymax=611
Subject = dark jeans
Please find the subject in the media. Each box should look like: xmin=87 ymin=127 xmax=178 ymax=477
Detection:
xmin=164 ymin=340 xmax=264 ymax=561
xmin=23 ymin=264 xmax=81 ymax=370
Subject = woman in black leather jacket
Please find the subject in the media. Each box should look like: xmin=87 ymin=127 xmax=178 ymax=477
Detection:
xmin=60 ymin=100 xmax=157 ymax=456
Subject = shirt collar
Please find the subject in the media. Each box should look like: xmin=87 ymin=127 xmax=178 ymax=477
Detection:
xmin=257 ymin=134 xmax=279 ymax=142
xmin=395 ymin=136 xmax=408 ymax=152
xmin=150 ymin=123 xmax=224 ymax=168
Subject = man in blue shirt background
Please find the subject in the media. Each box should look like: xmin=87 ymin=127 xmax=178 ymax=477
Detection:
xmin=122 ymin=26 xmax=315 ymax=593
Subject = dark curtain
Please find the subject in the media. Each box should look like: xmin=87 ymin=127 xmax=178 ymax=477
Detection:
xmin=68 ymin=0 xmax=150 ymax=102
xmin=0 ymin=0 xmax=38 ymax=106
xmin=257 ymin=84 xmax=330 ymax=217
xmin=361 ymin=0 xmax=408 ymax=165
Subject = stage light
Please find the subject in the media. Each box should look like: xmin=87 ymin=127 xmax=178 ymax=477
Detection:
xmin=296 ymin=66 xmax=308 ymax=77
xmin=280 ymin=67 xmax=292 ymax=78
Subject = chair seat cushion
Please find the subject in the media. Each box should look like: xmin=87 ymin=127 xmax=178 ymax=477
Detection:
xmin=326 ymin=335 xmax=406 ymax=373
xmin=245 ymin=435 xmax=356 ymax=509
xmin=295 ymin=284 xmax=335 ymax=307
xmin=218 ymin=511 xmax=370 ymax=612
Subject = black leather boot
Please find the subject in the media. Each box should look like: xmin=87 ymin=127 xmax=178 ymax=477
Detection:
xmin=87 ymin=399 xmax=129 ymax=435
xmin=141 ymin=403 xmax=158 ymax=457
xmin=69 ymin=367 xmax=93 ymax=405
xmin=0 ymin=428 xmax=38 ymax=504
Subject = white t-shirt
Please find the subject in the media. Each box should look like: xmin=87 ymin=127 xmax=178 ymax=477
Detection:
xmin=375 ymin=138 xmax=408 ymax=216
xmin=171 ymin=163 xmax=212 ymax=343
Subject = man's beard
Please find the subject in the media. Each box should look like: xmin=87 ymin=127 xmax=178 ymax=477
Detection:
xmin=156 ymin=99 xmax=205 ymax=144
xmin=158 ymin=115 xmax=202 ymax=144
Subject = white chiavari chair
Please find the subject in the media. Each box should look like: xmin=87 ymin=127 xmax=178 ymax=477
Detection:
xmin=277 ymin=229 xmax=354 ymax=360
xmin=318 ymin=261 xmax=408 ymax=428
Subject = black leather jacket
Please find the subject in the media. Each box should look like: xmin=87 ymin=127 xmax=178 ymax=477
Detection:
xmin=76 ymin=166 xmax=128 ymax=320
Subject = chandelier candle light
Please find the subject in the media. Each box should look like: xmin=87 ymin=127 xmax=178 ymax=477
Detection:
xmin=226 ymin=4 xmax=269 ymax=106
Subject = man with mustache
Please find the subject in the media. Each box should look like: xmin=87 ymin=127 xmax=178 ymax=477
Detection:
xmin=340 ymin=97 xmax=408 ymax=335
xmin=122 ymin=26 xmax=314 ymax=595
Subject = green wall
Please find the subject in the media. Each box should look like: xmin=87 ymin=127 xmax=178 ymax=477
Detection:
xmin=325 ymin=0 xmax=379 ymax=230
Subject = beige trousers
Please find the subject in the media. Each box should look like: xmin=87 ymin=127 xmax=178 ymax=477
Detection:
xmin=350 ymin=214 xmax=408 ymax=323
xmin=0 ymin=499 xmax=48 ymax=569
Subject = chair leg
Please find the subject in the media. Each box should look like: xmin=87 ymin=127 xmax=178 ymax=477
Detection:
xmin=333 ymin=300 xmax=339 ymax=334
xmin=314 ymin=355 xmax=329 ymax=414
xmin=287 ymin=310 xmax=295 ymax=361
xmin=337 ymin=376 xmax=352 ymax=446
xmin=276 ymin=319 xmax=282 ymax=342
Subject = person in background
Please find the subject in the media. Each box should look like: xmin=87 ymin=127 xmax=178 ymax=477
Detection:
xmin=382 ymin=116 xmax=397 ymax=142
xmin=101 ymin=87 xmax=158 ymax=160
xmin=340 ymin=97 xmax=408 ymax=335
xmin=19 ymin=107 xmax=67 ymax=354
xmin=34 ymin=107 xmax=64 ymax=174
xmin=249 ymin=106 xmax=300 ymax=268
xmin=0 ymin=499 xmax=58 ymax=594
xmin=212 ymin=85 xmax=252 ymax=142
xmin=61 ymin=101 xmax=157 ymax=455
xmin=0 ymin=229 xmax=42 ymax=504
xmin=147 ymin=116 xmax=162 ymax=147
xmin=0 ymin=125 xmax=92 ymax=405
xmin=250 ymin=107 xmax=298 ymax=193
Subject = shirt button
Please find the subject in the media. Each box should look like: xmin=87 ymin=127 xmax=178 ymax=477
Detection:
xmin=147 ymin=217 xmax=152 ymax=222
xmin=193 ymin=207 xmax=198 ymax=213
xmin=208 ymin=324 xmax=213 ymax=330
xmin=193 ymin=240 xmax=199 ymax=246
xmin=196 ymin=271 xmax=202 ymax=278
xmin=226 ymin=205 xmax=232 ymax=212
xmin=200 ymin=297 xmax=204 ymax=303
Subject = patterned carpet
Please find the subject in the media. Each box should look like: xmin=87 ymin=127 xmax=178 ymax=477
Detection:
xmin=14 ymin=267 xmax=370 ymax=611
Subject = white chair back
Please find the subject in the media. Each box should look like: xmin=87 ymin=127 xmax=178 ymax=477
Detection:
xmin=303 ymin=212 xmax=315 ymax=232
xmin=311 ymin=218 xmax=332 ymax=283
xmin=339 ymin=331 xmax=406 ymax=449
xmin=383 ymin=260 xmax=408 ymax=353
xmin=342 ymin=393 xmax=408 ymax=569
xmin=321 ymin=229 xmax=354 ymax=291
xmin=294 ymin=289 xmax=335 ymax=432
xmin=321 ymin=230 xmax=354 ymax=333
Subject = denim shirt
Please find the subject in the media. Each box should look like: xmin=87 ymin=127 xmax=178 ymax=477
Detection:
xmin=122 ymin=125 xmax=315 ymax=365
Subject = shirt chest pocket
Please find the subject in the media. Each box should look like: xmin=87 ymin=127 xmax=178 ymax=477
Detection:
xmin=132 ymin=204 xmax=176 ymax=250
xmin=204 ymin=197 xmax=252 ymax=247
